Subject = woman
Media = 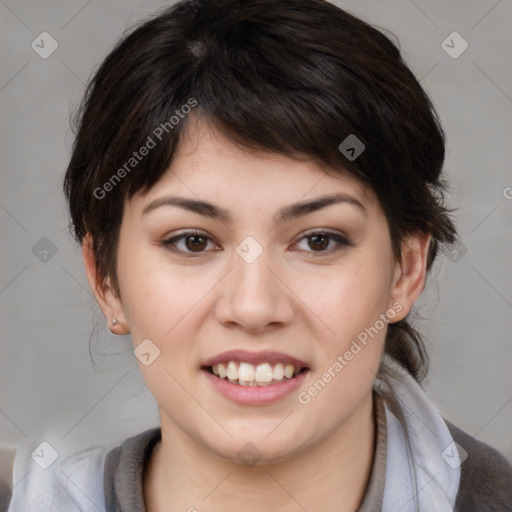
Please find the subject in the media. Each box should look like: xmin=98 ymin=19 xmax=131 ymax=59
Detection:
xmin=7 ymin=0 xmax=512 ymax=510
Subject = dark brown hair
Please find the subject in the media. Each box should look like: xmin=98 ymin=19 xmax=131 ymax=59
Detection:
xmin=64 ymin=0 xmax=457 ymax=381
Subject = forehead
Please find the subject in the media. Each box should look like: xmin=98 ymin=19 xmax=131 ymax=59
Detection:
xmin=131 ymin=116 xmax=377 ymax=213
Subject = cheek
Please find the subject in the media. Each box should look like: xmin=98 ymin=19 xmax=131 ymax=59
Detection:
xmin=116 ymin=239 xmax=196 ymax=337
xmin=295 ymin=255 xmax=393 ymax=344
xmin=294 ymin=260 xmax=392 ymax=421
xmin=118 ymin=253 xmax=205 ymax=403
xmin=117 ymin=247 xmax=221 ymax=394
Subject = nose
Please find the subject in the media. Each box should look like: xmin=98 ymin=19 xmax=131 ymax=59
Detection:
xmin=213 ymin=245 xmax=295 ymax=333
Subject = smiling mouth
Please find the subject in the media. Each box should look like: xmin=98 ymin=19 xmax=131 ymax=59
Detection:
xmin=202 ymin=361 xmax=309 ymax=387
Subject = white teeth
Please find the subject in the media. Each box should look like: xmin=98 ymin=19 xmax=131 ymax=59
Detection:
xmin=273 ymin=363 xmax=284 ymax=380
xmin=255 ymin=363 xmax=273 ymax=383
xmin=284 ymin=364 xmax=294 ymax=379
xmin=239 ymin=362 xmax=255 ymax=382
xmin=226 ymin=361 xmax=238 ymax=380
xmin=209 ymin=361 xmax=305 ymax=385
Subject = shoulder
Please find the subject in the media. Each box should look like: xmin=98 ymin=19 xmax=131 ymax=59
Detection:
xmin=104 ymin=427 xmax=161 ymax=511
xmin=6 ymin=441 xmax=107 ymax=512
xmin=104 ymin=427 xmax=161 ymax=478
xmin=444 ymin=419 xmax=512 ymax=512
xmin=7 ymin=428 xmax=161 ymax=512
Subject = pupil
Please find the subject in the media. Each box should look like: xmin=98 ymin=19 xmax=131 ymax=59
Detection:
xmin=309 ymin=234 xmax=328 ymax=251
xmin=186 ymin=235 xmax=207 ymax=251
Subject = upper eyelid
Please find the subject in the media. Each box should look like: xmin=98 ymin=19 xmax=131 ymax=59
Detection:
xmin=163 ymin=229 xmax=349 ymax=251
xmin=163 ymin=230 xmax=219 ymax=249
xmin=164 ymin=229 xmax=215 ymax=243
xmin=163 ymin=228 xmax=346 ymax=240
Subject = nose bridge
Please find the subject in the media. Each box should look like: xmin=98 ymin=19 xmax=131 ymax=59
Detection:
xmin=214 ymin=236 xmax=294 ymax=330
xmin=234 ymin=240 xmax=273 ymax=297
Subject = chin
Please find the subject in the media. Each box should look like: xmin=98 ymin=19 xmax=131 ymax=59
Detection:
xmin=203 ymin=430 xmax=309 ymax=468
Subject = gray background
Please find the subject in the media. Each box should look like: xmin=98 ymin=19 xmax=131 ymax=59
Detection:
xmin=1 ymin=0 xmax=511 ymax=472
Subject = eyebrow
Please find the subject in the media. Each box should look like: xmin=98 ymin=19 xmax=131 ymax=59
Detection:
xmin=141 ymin=193 xmax=367 ymax=224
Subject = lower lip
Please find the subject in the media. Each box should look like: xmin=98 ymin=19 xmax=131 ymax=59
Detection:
xmin=201 ymin=368 xmax=309 ymax=405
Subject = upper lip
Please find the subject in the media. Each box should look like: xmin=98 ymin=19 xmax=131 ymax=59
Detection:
xmin=202 ymin=349 xmax=309 ymax=368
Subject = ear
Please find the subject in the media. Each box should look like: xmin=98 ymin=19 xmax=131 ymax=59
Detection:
xmin=389 ymin=232 xmax=431 ymax=322
xmin=82 ymin=233 xmax=129 ymax=334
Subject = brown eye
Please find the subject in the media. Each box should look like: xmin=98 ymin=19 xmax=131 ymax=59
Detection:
xmin=293 ymin=231 xmax=352 ymax=256
xmin=185 ymin=234 xmax=208 ymax=252
xmin=308 ymin=233 xmax=330 ymax=251
xmin=162 ymin=230 xmax=220 ymax=256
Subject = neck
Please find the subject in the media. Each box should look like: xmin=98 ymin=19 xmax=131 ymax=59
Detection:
xmin=144 ymin=392 xmax=376 ymax=512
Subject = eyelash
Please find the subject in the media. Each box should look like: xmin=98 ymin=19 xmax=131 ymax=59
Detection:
xmin=161 ymin=229 xmax=352 ymax=257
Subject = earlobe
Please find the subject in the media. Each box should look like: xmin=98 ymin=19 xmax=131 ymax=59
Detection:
xmin=81 ymin=233 xmax=129 ymax=334
xmin=389 ymin=232 xmax=431 ymax=322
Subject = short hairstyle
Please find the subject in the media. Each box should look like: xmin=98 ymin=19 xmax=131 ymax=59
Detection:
xmin=64 ymin=0 xmax=457 ymax=382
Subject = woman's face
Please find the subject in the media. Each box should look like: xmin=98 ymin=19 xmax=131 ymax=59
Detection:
xmin=89 ymin=118 xmax=428 ymax=464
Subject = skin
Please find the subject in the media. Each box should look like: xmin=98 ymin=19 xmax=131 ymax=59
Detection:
xmin=83 ymin=116 xmax=430 ymax=512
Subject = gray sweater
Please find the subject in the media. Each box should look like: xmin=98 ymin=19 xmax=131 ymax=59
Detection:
xmin=3 ymin=392 xmax=512 ymax=511
xmin=102 ymin=393 xmax=512 ymax=511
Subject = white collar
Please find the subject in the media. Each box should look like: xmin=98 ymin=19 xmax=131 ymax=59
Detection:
xmin=377 ymin=354 xmax=461 ymax=512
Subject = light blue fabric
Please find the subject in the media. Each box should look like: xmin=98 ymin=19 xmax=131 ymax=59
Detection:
xmin=8 ymin=443 xmax=106 ymax=512
xmin=8 ymin=355 xmax=460 ymax=511
xmin=378 ymin=354 xmax=461 ymax=511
